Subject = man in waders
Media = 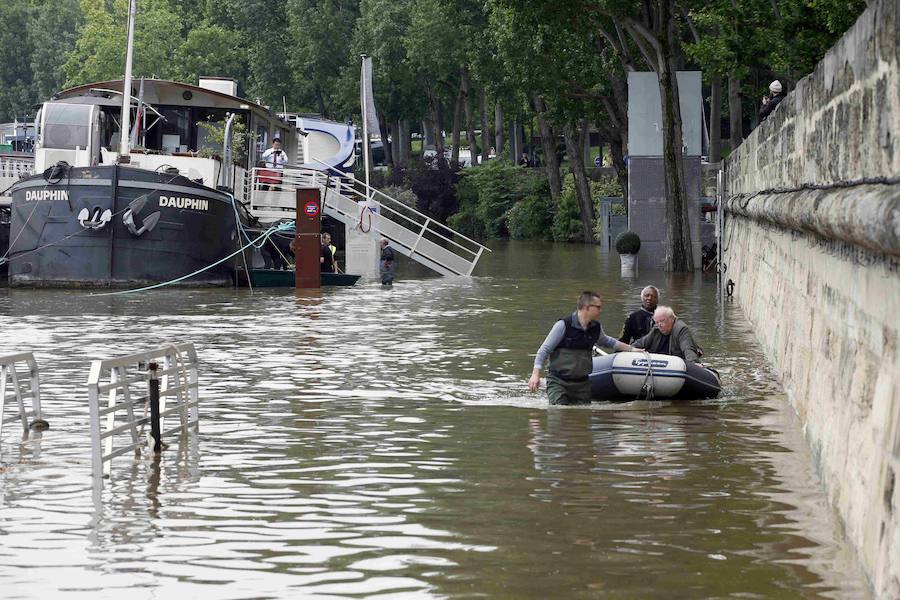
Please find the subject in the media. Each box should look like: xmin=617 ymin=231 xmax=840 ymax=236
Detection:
xmin=528 ymin=291 xmax=634 ymax=405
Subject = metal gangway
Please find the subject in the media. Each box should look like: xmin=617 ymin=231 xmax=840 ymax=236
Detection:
xmin=0 ymin=351 xmax=44 ymax=459
xmin=245 ymin=165 xmax=490 ymax=276
xmin=87 ymin=343 xmax=199 ymax=485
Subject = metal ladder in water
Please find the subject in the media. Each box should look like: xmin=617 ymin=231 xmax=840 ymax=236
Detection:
xmin=244 ymin=166 xmax=490 ymax=276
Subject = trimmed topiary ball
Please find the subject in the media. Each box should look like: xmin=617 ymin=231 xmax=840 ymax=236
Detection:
xmin=615 ymin=230 xmax=641 ymax=254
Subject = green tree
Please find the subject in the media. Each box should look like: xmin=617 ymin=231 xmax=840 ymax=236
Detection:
xmin=63 ymin=0 xmax=183 ymax=86
xmin=173 ymin=24 xmax=247 ymax=85
xmin=0 ymin=0 xmax=35 ymax=122
xmin=29 ymin=0 xmax=83 ymax=102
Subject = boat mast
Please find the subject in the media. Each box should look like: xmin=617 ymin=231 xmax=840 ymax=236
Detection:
xmin=360 ymin=54 xmax=371 ymax=201
xmin=119 ymin=0 xmax=137 ymax=157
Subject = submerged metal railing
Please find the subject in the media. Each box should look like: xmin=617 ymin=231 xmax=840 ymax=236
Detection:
xmin=87 ymin=343 xmax=199 ymax=485
xmin=0 ymin=351 xmax=43 ymax=459
xmin=245 ymin=165 xmax=490 ymax=276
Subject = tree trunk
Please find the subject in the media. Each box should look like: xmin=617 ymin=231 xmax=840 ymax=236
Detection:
xmin=378 ymin=113 xmax=393 ymax=169
xmin=480 ymin=90 xmax=490 ymax=163
xmin=400 ymin=119 xmax=411 ymax=163
xmin=533 ymin=94 xmax=562 ymax=201
xmin=494 ymin=101 xmax=504 ymax=160
xmin=450 ymin=77 xmax=464 ymax=167
xmin=728 ymin=74 xmax=743 ymax=151
xmin=426 ymin=86 xmax=445 ymax=166
xmin=392 ymin=119 xmax=402 ymax=168
xmin=609 ymin=132 xmax=628 ymax=203
xmin=462 ymin=70 xmax=479 ymax=167
xmin=422 ymin=120 xmax=433 ymax=149
xmin=709 ymin=75 xmax=722 ymax=163
xmin=656 ymin=7 xmax=694 ymax=272
xmin=564 ymin=121 xmax=595 ymax=242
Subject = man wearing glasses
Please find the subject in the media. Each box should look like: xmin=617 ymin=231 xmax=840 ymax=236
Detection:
xmin=528 ymin=291 xmax=634 ymax=405
xmin=632 ymin=306 xmax=703 ymax=363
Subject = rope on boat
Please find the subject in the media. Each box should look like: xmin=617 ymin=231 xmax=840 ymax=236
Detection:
xmin=636 ymin=350 xmax=655 ymax=401
xmin=92 ymin=221 xmax=294 ymax=296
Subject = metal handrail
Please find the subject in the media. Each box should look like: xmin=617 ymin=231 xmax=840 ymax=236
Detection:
xmin=246 ymin=165 xmax=491 ymax=263
xmin=0 ymin=351 xmax=42 ymax=459
xmin=87 ymin=342 xmax=199 ymax=486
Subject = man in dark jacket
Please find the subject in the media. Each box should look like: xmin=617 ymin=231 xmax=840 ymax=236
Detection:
xmin=632 ymin=306 xmax=703 ymax=363
xmin=759 ymin=80 xmax=785 ymax=122
xmin=619 ymin=285 xmax=659 ymax=343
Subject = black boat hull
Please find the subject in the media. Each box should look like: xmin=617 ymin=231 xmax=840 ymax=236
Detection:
xmin=7 ymin=165 xmax=242 ymax=287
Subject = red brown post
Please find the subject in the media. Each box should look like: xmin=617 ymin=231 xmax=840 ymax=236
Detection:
xmin=294 ymin=188 xmax=322 ymax=288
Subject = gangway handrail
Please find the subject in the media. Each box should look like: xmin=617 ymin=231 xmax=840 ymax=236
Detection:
xmin=0 ymin=351 xmax=42 ymax=459
xmin=87 ymin=342 xmax=199 ymax=486
xmin=307 ymin=158 xmax=492 ymax=256
xmin=247 ymin=165 xmax=491 ymax=266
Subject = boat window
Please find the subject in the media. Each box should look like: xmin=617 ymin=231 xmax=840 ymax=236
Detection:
xmin=160 ymin=107 xmax=191 ymax=153
xmin=42 ymin=103 xmax=92 ymax=150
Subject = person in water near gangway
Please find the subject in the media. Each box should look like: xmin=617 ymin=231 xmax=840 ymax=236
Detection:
xmin=631 ymin=306 xmax=703 ymax=364
xmin=619 ymin=285 xmax=659 ymax=343
xmin=528 ymin=291 xmax=634 ymax=405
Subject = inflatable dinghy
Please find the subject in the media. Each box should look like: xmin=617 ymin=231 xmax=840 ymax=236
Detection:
xmin=589 ymin=352 xmax=721 ymax=401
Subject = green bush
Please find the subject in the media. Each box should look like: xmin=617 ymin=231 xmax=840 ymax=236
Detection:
xmin=615 ymin=230 xmax=641 ymax=254
xmin=551 ymin=190 xmax=583 ymax=242
xmin=449 ymin=159 xmax=549 ymax=239
xmin=507 ymin=195 xmax=553 ymax=240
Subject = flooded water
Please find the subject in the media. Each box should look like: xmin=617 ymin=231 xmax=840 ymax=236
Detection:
xmin=0 ymin=240 xmax=869 ymax=598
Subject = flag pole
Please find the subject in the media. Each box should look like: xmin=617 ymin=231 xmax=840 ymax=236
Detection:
xmin=360 ymin=54 xmax=371 ymax=202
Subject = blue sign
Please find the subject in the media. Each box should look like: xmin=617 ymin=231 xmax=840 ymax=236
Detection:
xmin=594 ymin=156 xmax=602 ymax=167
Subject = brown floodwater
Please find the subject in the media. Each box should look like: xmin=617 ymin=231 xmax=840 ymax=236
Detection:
xmin=0 ymin=240 xmax=869 ymax=598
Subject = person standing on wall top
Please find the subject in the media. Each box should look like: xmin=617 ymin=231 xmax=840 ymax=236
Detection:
xmin=528 ymin=291 xmax=634 ymax=405
xmin=759 ymin=80 xmax=786 ymax=122
xmin=380 ymin=239 xmax=395 ymax=285
xmin=619 ymin=285 xmax=660 ymax=343
xmin=632 ymin=306 xmax=703 ymax=364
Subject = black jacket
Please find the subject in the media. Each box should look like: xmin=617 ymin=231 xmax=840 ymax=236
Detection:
xmin=619 ymin=308 xmax=654 ymax=343
xmin=759 ymin=93 xmax=785 ymax=121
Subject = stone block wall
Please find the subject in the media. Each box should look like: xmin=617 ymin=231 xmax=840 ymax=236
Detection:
xmin=628 ymin=156 xmax=702 ymax=268
xmin=723 ymin=1 xmax=899 ymax=597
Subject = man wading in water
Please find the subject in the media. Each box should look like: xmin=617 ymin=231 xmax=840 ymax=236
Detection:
xmin=528 ymin=291 xmax=634 ymax=405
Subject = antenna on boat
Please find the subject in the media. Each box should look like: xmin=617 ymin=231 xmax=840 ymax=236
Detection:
xmin=119 ymin=0 xmax=137 ymax=158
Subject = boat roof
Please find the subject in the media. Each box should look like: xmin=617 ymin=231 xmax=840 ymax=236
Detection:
xmin=53 ymin=79 xmax=278 ymax=120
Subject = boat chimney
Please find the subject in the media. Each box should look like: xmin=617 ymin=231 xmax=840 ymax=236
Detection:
xmin=198 ymin=77 xmax=238 ymax=97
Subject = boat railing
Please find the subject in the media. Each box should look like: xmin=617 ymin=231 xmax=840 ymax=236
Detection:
xmin=245 ymin=165 xmax=490 ymax=276
xmin=87 ymin=342 xmax=199 ymax=486
xmin=0 ymin=153 xmax=35 ymax=179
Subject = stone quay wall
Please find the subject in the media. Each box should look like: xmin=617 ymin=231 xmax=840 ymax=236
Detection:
xmin=722 ymin=0 xmax=899 ymax=597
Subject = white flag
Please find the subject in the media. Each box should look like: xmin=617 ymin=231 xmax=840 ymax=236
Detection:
xmin=360 ymin=56 xmax=381 ymax=140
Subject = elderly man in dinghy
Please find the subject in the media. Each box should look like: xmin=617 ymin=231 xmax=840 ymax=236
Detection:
xmin=528 ymin=291 xmax=634 ymax=405
xmin=632 ymin=306 xmax=703 ymax=363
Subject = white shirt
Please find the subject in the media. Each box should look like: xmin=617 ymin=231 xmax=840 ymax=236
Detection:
xmin=261 ymin=146 xmax=288 ymax=169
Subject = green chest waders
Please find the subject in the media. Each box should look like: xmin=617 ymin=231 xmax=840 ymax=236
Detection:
xmin=546 ymin=347 xmax=593 ymax=405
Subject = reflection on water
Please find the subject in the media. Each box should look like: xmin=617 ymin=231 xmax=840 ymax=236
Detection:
xmin=0 ymin=241 xmax=868 ymax=598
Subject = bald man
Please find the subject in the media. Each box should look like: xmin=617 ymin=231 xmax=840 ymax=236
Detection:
xmin=632 ymin=306 xmax=703 ymax=363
